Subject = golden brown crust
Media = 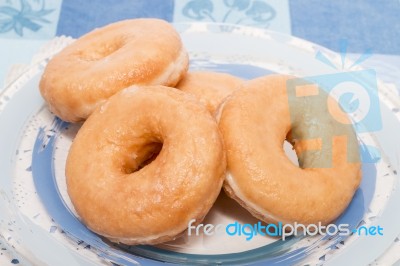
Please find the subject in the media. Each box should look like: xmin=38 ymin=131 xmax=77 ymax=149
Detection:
xmin=218 ymin=75 xmax=362 ymax=226
xmin=40 ymin=19 xmax=189 ymax=122
xmin=66 ymin=86 xmax=225 ymax=245
xmin=175 ymin=71 xmax=242 ymax=115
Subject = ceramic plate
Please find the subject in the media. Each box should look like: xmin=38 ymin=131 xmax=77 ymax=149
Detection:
xmin=0 ymin=23 xmax=399 ymax=265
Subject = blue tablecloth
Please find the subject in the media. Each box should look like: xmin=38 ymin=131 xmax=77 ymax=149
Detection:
xmin=1 ymin=0 xmax=399 ymax=52
xmin=1 ymin=0 xmax=400 ymax=89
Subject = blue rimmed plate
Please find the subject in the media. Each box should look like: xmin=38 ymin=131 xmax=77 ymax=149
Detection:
xmin=0 ymin=23 xmax=399 ymax=265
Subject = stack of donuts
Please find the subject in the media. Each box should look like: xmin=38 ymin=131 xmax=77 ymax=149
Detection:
xmin=39 ymin=19 xmax=361 ymax=245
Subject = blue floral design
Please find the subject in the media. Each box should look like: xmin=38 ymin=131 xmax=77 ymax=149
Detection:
xmin=181 ymin=0 xmax=276 ymax=28
xmin=182 ymin=0 xmax=216 ymax=22
xmin=239 ymin=1 xmax=276 ymax=25
xmin=223 ymin=0 xmax=250 ymax=21
xmin=0 ymin=0 xmax=53 ymax=36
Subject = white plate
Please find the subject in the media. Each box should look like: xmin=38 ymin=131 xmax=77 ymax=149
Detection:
xmin=0 ymin=23 xmax=399 ymax=265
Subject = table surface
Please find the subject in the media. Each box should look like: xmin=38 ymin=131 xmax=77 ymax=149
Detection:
xmin=0 ymin=0 xmax=399 ymax=265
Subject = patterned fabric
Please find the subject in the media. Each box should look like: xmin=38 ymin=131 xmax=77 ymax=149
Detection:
xmin=173 ymin=0 xmax=291 ymax=33
xmin=0 ymin=0 xmax=399 ymax=54
xmin=0 ymin=0 xmax=61 ymax=38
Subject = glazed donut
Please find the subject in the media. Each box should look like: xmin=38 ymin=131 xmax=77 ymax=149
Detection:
xmin=40 ymin=19 xmax=189 ymax=122
xmin=176 ymin=71 xmax=242 ymax=114
xmin=218 ymin=75 xmax=361 ymax=226
xmin=66 ymin=86 xmax=225 ymax=245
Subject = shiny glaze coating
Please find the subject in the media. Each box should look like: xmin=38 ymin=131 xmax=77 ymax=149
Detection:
xmin=66 ymin=86 xmax=225 ymax=245
xmin=176 ymin=71 xmax=242 ymax=115
xmin=40 ymin=19 xmax=189 ymax=122
xmin=219 ymin=75 xmax=361 ymax=226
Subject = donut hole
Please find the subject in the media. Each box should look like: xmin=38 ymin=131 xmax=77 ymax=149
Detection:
xmin=283 ymin=140 xmax=299 ymax=166
xmin=137 ymin=142 xmax=163 ymax=170
xmin=78 ymin=39 xmax=125 ymax=61
xmin=123 ymin=142 xmax=163 ymax=174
